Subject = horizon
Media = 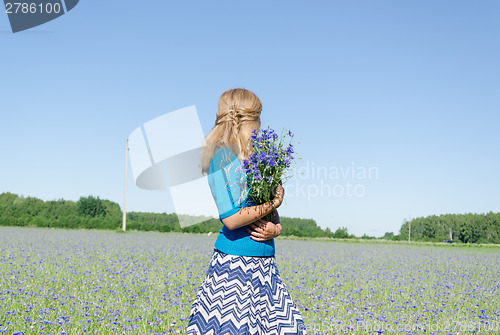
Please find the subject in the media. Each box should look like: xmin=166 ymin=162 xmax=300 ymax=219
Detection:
xmin=2 ymin=190 xmax=498 ymax=238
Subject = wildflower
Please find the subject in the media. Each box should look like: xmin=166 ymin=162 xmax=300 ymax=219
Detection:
xmin=238 ymin=127 xmax=297 ymax=220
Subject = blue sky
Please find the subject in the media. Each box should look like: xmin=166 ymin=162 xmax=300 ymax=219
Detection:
xmin=1 ymin=0 xmax=499 ymax=237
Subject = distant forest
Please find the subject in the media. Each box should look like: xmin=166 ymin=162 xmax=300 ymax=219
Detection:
xmin=397 ymin=213 xmax=500 ymax=244
xmin=0 ymin=192 xmax=499 ymax=244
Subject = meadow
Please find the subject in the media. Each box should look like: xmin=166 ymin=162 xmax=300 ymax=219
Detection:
xmin=0 ymin=227 xmax=499 ymax=334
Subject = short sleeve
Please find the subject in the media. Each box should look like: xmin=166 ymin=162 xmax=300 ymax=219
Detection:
xmin=207 ymin=147 xmax=250 ymax=220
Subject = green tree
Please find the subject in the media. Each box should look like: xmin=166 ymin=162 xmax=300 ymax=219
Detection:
xmin=332 ymin=227 xmax=349 ymax=239
xmin=382 ymin=232 xmax=394 ymax=239
xmin=77 ymin=195 xmax=107 ymax=218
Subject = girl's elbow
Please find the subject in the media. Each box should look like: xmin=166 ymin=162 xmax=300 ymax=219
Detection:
xmin=222 ymin=209 xmax=248 ymax=230
xmin=221 ymin=217 xmax=236 ymax=230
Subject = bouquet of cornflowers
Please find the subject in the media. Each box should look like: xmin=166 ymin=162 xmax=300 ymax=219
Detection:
xmin=236 ymin=126 xmax=296 ymax=222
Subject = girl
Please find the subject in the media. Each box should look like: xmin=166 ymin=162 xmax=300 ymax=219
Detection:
xmin=186 ymin=88 xmax=306 ymax=334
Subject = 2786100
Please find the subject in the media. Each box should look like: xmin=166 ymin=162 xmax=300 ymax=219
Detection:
xmin=5 ymin=2 xmax=62 ymax=14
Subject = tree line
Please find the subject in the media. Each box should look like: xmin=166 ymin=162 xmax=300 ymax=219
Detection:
xmin=0 ymin=192 xmax=342 ymax=238
xmin=394 ymin=213 xmax=500 ymax=244
xmin=1 ymin=192 xmax=498 ymax=243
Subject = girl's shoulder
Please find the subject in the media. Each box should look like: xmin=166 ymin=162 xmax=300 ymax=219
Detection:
xmin=209 ymin=146 xmax=240 ymax=174
xmin=212 ymin=146 xmax=239 ymax=163
xmin=213 ymin=146 xmax=231 ymax=155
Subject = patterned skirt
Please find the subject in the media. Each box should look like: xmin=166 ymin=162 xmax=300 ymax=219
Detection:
xmin=187 ymin=248 xmax=307 ymax=335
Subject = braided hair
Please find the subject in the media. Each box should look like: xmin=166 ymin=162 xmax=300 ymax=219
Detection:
xmin=201 ymin=88 xmax=262 ymax=174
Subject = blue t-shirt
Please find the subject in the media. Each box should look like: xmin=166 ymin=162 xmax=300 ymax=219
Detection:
xmin=208 ymin=147 xmax=275 ymax=257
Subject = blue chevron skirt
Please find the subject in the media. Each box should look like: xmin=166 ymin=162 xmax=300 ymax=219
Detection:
xmin=187 ymin=249 xmax=306 ymax=335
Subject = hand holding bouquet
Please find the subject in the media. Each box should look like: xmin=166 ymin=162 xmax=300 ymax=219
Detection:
xmin=237 ymin=127 xmax=296 ymax=222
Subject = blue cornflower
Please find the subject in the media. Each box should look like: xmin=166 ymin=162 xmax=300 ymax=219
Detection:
xmin=271 ymin=147 xmax=279 ymax=158
xmin=243 ymin=127 xmax=296 ymax=209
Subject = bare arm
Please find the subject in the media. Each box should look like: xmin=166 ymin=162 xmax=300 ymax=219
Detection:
xmin=222 ymin=185 xmax=284 ymax=230
xmin=248 ymin=222 xmax=281 ymax=241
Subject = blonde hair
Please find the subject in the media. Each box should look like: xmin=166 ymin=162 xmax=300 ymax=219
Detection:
xmin=201 ymin=88 xmax=262 ymax=174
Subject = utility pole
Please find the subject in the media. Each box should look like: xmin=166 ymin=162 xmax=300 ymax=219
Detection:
xmin=122 ymin=139 xmax=129 ymax=232
xmin=408 ymin=215 xmax=412 ymax=243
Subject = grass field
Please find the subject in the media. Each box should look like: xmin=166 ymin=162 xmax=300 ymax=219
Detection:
xmin=1 ymin=226 xmax=499 ymax=334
